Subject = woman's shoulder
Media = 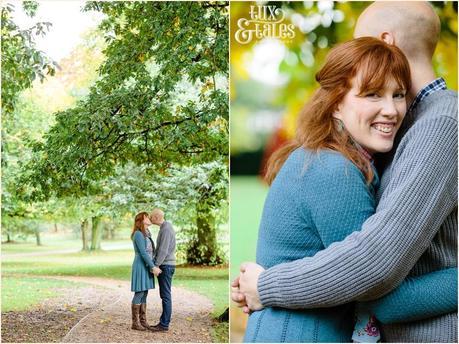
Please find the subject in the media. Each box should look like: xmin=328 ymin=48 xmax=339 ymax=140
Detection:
xmin=303 ymin=150 xmax=374 ymax=199
xmin=314 ymin=149 xmax=360 ymax=173
xmin=286 ymin=147 xmax=362 ymax=177
xmin=133 ymin=230 xmax=144 ymax=240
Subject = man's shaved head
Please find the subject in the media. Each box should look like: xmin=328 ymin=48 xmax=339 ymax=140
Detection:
xmin=151 ymin=208 xmax=164 ymax=219
xmin=150 ymin=208 xmax=165 ymax=225
xmin=354 ymin=1 xmax=440 ymax=61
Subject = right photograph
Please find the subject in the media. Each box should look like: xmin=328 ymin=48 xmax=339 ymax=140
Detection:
xmin=230 ymin=1 xmax=458 ymax=343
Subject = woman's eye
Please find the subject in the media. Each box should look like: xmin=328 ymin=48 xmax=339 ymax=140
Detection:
xmin=365 ymin=93 xmax=380 ymax=98
xmin=394 ymin=93 xmax=406 ymax=99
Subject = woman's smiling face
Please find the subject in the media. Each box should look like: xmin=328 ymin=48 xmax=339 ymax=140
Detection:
xmin=333 ymin=73 xmax=407 ymax=154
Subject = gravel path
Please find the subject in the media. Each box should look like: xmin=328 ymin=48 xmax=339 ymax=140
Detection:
xmin=1 ymin=283 xmax=119 ymax=343
xmin=55 ymin=276 xmax=214 ymax=343
xmin=2 ymin=275 xmax=215 ymax=343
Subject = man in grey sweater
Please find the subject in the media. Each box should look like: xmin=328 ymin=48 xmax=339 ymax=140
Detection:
xmin=150 ymin=208 xmax=176 ymax=332
xmin=232 ymin=2 xmax=457 ymax=342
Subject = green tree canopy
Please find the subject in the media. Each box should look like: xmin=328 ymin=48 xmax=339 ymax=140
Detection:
xmin=24 ymin=1 xmax=229 ymax=201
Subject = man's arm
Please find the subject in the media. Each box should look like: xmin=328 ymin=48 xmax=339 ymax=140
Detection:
xmin=257 ymin=115 xmax=457 ymax=309
xmin=155 ymin=225 xmax=173 ymax=267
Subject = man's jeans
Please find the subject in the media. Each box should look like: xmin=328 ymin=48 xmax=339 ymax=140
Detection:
xmin=158 ymin=264 xmax=175 ymax=328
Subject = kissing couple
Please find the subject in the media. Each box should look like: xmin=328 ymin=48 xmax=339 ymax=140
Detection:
xmin=130 ymin=209 xmax=177 ymax=333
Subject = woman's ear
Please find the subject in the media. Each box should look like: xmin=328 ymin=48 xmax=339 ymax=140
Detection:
xmin=332 ymin=107 xmax=342 ymax=120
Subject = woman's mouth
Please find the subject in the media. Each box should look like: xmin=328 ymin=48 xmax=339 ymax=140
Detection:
xmin=371 ymin=123 xmax=396 ymax=135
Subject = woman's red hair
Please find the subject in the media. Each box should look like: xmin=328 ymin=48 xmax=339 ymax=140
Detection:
xmin=131 ymin=212 xmax=149 ymax=239
xmin=264 ymin=37 xmax=411 ymax=185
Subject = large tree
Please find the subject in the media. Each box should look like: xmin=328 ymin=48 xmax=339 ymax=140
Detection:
xmin=22 ymin=1 xmax=229 ymax=261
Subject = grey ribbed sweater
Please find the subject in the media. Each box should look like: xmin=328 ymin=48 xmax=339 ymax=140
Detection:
xmin=258 ymin=90 xmax=458 ymax=342
xmin=154 ymin=221 xmax=176 ymax=266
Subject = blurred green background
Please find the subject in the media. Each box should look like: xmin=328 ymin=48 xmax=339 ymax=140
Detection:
xmin=230 ymin=1 xmax=457 ymax=342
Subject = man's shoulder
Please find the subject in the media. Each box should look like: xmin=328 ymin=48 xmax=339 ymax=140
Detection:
xmin=416 ymin=90 xmax=458 ymax=122
xmin=163 ymin=221 xmax=175 ymax=233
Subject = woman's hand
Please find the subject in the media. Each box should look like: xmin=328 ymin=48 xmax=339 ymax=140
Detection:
xmin=239 ymin=262 xmax=265 ymax=312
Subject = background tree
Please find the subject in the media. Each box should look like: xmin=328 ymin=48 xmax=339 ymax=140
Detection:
xmin=1 ymin=0 xmax=57 ymax=243
xmin=1 ymin=4 xmax=107 ymax=246
xmin=103 ymin=160 xmax=228 ymax=264
xmin=1 ymin=1 xmax=57 ymax=118
xmin=230 ymin=1 xmax=458 ymax=174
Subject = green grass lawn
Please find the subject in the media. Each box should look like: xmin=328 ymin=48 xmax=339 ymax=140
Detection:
xmin=230 ymin=176 xmax=268 ymax=279
xmin=1 ymin=276 xmax=88 ymax=312
xmin=1 ymin=236 xmax=134 ymax=254
xmin=1 ymin=239 xmax=80 ymax=253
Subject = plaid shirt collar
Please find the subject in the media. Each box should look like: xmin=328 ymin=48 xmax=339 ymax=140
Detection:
xmin=407 ymin=77 xmax=447 ymax=114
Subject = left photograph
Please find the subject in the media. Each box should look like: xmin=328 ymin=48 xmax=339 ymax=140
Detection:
xmin=1 ymin=1 xmax=229 ymax=343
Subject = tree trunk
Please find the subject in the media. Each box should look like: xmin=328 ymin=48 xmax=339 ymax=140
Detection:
xmin=196 ymin=203 xmax=218 ymax=259
xmin=54 ymin=223 xmax=58 ymax=233
xmin=6 ymin=232 xmax=12 ymax=243
xmin=35 ymin=229 xmax=42 ymax=246
xmin=109 ymin=224 xmax=114 ymax=240
xmin=81 ymin=219 xmax=89 ymax=251
xmin=102 ymin=221 xmax=113 ymax=240
xmin=187 ymin=200 xmax=221 ymax=265
xmin=90 ymin=216 xmax=103 ymax=251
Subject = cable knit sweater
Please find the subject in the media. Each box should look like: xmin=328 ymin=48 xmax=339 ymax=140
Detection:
xmin=257 ymin=90 xmax=458 ymax=342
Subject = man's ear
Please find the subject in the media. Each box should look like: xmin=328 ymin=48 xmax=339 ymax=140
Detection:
xmin=381 ymin=32 xmax=395 ymax=45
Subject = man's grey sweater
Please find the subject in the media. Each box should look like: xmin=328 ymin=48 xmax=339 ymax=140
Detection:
xmin=257 ymin=90 xmax=458 ymax=342
xmin=155 ymin=221 xmax=176 ymax=266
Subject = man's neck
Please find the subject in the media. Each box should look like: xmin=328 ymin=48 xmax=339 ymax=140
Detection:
xmin=407 ymin=60 xmax=437 ymax=103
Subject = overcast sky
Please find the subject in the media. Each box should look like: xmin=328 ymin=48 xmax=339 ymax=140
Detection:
xmin=12 ymin=0 xmax=105 ymax=62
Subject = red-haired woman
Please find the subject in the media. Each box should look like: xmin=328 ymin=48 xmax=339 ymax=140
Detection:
xmin=130 ymin=212 xmax=158 ymax=331
xmin=243 ymin=37 xmax=456 ymax=342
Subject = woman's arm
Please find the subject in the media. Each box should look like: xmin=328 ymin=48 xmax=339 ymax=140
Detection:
xmin=362 ymin=267 xmax=458 ymax=324
xmin=133 ymin=231 xmax=155 ymax=269
xmin=307 ymin=153 xmax=376 ymax=249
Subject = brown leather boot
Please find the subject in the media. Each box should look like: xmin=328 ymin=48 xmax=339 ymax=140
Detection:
xmin=131 ymin=304 xmax=146 ymax=331
xmin=139 ymin=303 xmax=152 ymax=330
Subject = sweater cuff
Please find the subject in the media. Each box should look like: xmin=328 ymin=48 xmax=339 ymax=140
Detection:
xmin=258 ymin=266 xmax=283 ymax=307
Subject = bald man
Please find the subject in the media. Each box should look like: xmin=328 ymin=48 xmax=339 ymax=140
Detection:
xmin=150 ymin=208 xmax=176 ymax=332
xmin=233 ymin=2 xmax=457 ymax=342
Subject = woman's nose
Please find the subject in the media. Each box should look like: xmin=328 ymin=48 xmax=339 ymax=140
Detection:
xmin=380 ymin=98 xmax=398 ymax=117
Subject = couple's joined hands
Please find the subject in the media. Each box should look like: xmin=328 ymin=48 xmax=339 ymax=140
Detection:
xmin=231 ymin=262 xmax=265 ymax=313
xmin=151 ymin=266 xmax=162 ymax=276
